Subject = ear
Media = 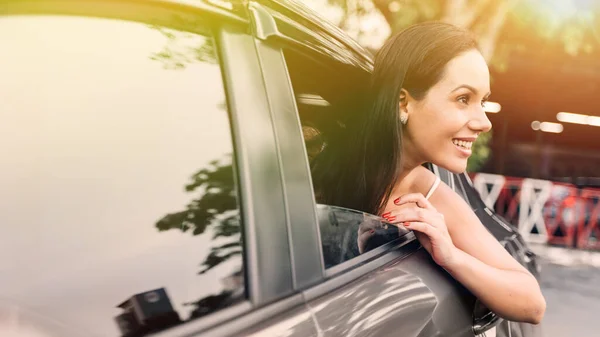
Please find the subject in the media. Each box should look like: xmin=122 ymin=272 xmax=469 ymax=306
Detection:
xmin=399 ymin=89 xmax=407 ymax=113
xmin=399 ymin=88 xmax=413 ymax=115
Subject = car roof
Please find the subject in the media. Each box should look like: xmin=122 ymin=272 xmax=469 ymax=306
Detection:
xmin=206 ymin=0 xmax=374 ymax=71
xmin=258 ymin=0 xmax=373 ymax=67
xmin=2 ymin=0 xmax=374 ymax=72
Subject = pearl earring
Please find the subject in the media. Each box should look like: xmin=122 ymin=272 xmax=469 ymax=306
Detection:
xmin=400 ymin=113 xmax=408 ymax=125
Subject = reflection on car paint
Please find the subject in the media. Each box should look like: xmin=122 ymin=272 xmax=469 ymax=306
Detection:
xmin=306 ymin=269 xmax=437 ymax=337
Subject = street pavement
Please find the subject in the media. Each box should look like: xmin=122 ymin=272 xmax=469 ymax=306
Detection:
xmin=531 ymin=245 xmax=600 ymax=337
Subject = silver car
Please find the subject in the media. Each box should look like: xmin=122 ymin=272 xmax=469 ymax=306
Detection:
xmin=0 ymin=0 xmax=540 ymax=336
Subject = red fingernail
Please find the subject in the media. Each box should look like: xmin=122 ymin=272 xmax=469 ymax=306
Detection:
xmin=404 ymin=222 xmax=411 ymax=226
xmin=382 ymin=212 xmax=391 ymax=217
xmin=370 ymin=229 xmax=375 ymax=234
xmin=394 ymin=197 xmax=400 ymax=204
xmin=387 ymin=216 xmax=396 ymax=222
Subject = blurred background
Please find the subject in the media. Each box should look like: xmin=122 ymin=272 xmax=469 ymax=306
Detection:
xmin=298 ymin=0 xmax=600 ymax=335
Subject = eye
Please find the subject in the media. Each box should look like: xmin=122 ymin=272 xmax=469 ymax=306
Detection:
xmin=457 ymin=95 xmax=469 ymax=104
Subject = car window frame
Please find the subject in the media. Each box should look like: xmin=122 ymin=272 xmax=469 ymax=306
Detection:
xmin=250 ymin=1 xmax=422 ymax=291
xmin=0 ymin=1 xmax=296 ymax=336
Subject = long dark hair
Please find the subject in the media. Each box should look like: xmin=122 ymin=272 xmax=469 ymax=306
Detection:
xmin=311 ymin=22 xmax=478 ymax=215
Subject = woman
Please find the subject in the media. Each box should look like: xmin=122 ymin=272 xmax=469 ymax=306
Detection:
xmin=313 ymin=22 xmax=546 ymax=324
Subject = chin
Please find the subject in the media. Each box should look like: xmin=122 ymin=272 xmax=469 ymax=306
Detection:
xmin=434 ymin=159 xmax=468 ymax=174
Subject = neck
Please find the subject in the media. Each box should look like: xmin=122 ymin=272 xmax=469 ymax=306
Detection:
xmin=400 ymin=134 xmax=425 ymax=174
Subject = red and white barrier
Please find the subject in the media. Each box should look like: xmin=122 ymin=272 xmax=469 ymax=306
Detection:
xmin=471 ymin=173 xmax=600 ymax=249
xmin=577 ymin=189 xmax=600 ymax=249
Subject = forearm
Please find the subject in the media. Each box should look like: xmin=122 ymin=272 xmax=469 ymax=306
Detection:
xmin=445 ymin=247 xmax=546 ymax=324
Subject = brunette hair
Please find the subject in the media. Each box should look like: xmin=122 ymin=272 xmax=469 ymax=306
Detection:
xmin=312 ymin=22 xmax=478 ymax=215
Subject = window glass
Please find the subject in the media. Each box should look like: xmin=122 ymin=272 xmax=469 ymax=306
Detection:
xmin=317 ymin=205 xmax=409 ymax=268
xmin=282 ymin=49 xmax=409 ymax=268
xmin=0 ymin=14 xmax=243 ymax=337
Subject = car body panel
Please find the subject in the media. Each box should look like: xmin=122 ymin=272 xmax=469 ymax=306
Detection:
xmin=250 ymin=7 xmax=326 ymax=290
xmin=304 ymin=246 xmax=475 ymax=337
xmin=219 ymin=23 xmax=295 ymax=306
xmin=158 ymin=294 xmax=318 ymax=337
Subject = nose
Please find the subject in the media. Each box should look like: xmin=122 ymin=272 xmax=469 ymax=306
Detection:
xmin=469 ymin=108 xmax=492 ymax=133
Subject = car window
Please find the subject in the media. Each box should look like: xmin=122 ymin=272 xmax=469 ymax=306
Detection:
xmin=0 ymin=14 xmax=244 ymax=337
xmin=316 ymin=205 xmax=410 ymax=268
xmin=282 ymin=49 xmax=410 ymax=269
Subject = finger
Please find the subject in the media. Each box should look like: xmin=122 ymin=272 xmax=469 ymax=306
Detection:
xmin=386 ymin=207 xmax=437 ymax=226
xmin=403 ymin=221 xmax=436 ymax=237
xmin=381 ymin=211 xmax=399 ymax=223
xmin=394 ymin=193 xmax=436 ymax=210
xmin=394 ymin=194 xmax=434 ymax=210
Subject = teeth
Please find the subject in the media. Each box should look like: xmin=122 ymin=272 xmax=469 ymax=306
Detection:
xmin=453 ymin=139 xmax=473 ymax=150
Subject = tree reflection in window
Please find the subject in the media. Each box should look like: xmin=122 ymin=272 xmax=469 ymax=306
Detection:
xmin=154 ymin=154 xmax=244 ymax=319
xmin=145 ymin=16 xmax=243 ymax=325
xmin=148 ymin=16 xmax=217 ymax=70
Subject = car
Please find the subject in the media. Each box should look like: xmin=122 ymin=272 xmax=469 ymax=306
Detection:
xmin=0 ymin=0 xmax=540 ymax=336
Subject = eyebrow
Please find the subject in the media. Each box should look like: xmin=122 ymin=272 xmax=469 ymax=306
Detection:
xmin=451 ymin=84 xmax=491 ymax=97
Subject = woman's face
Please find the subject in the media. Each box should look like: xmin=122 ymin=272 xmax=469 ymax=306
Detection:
xmin=401 ymin=49 xmax=492 ymax=173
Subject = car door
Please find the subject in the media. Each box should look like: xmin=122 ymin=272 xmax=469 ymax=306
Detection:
xmin=0 ymin=1 xmax=321 ymax=336
xmin=247 ymin=2 xmax=493 ymax=336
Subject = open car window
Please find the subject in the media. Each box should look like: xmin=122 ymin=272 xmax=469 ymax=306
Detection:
xmin=281 ymin=47 xmax=413 ymax=269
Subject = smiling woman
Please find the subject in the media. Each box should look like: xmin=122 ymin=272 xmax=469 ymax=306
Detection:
xmin=311 ymin=22 xmax=546 ymax=325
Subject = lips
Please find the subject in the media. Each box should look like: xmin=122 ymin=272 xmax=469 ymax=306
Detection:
xmin=452 ymin=139 xmax=473 ymax=150
xmin=452 ymin=137 xmax=476 ymax=157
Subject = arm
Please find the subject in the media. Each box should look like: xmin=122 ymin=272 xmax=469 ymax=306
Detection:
xmin=385 ymin=177 xmax=546 ymax=324
xmin=433 ymin=182 xmax=545 ymax=324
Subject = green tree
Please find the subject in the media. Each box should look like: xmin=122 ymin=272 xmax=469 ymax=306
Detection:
xmin=148 ymin=20 xmax=236 ymax=274
xmin=327 ymin=0 xmax=600 ymax=64
xmin=467 ymin=130 xmax=492 ymax=172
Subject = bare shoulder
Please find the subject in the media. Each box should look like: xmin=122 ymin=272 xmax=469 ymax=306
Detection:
xmin=386 ymin=166 xmax=464 ymax=216
xmin=383 ymin=166 xmax=437 ymax=213
xmin=423 ymin=170 xmax=481 ymax=233
xmin=389 ymin=166 xmax=442 ymax=202
xmin=405 ymin=168 xmax=528 ymax=274
xmin=409 ymin=166 xmax=439 ymax=197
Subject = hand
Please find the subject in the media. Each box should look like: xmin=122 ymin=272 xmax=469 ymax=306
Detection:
xmin=382 ymin=193 xmax=458 ymax=268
